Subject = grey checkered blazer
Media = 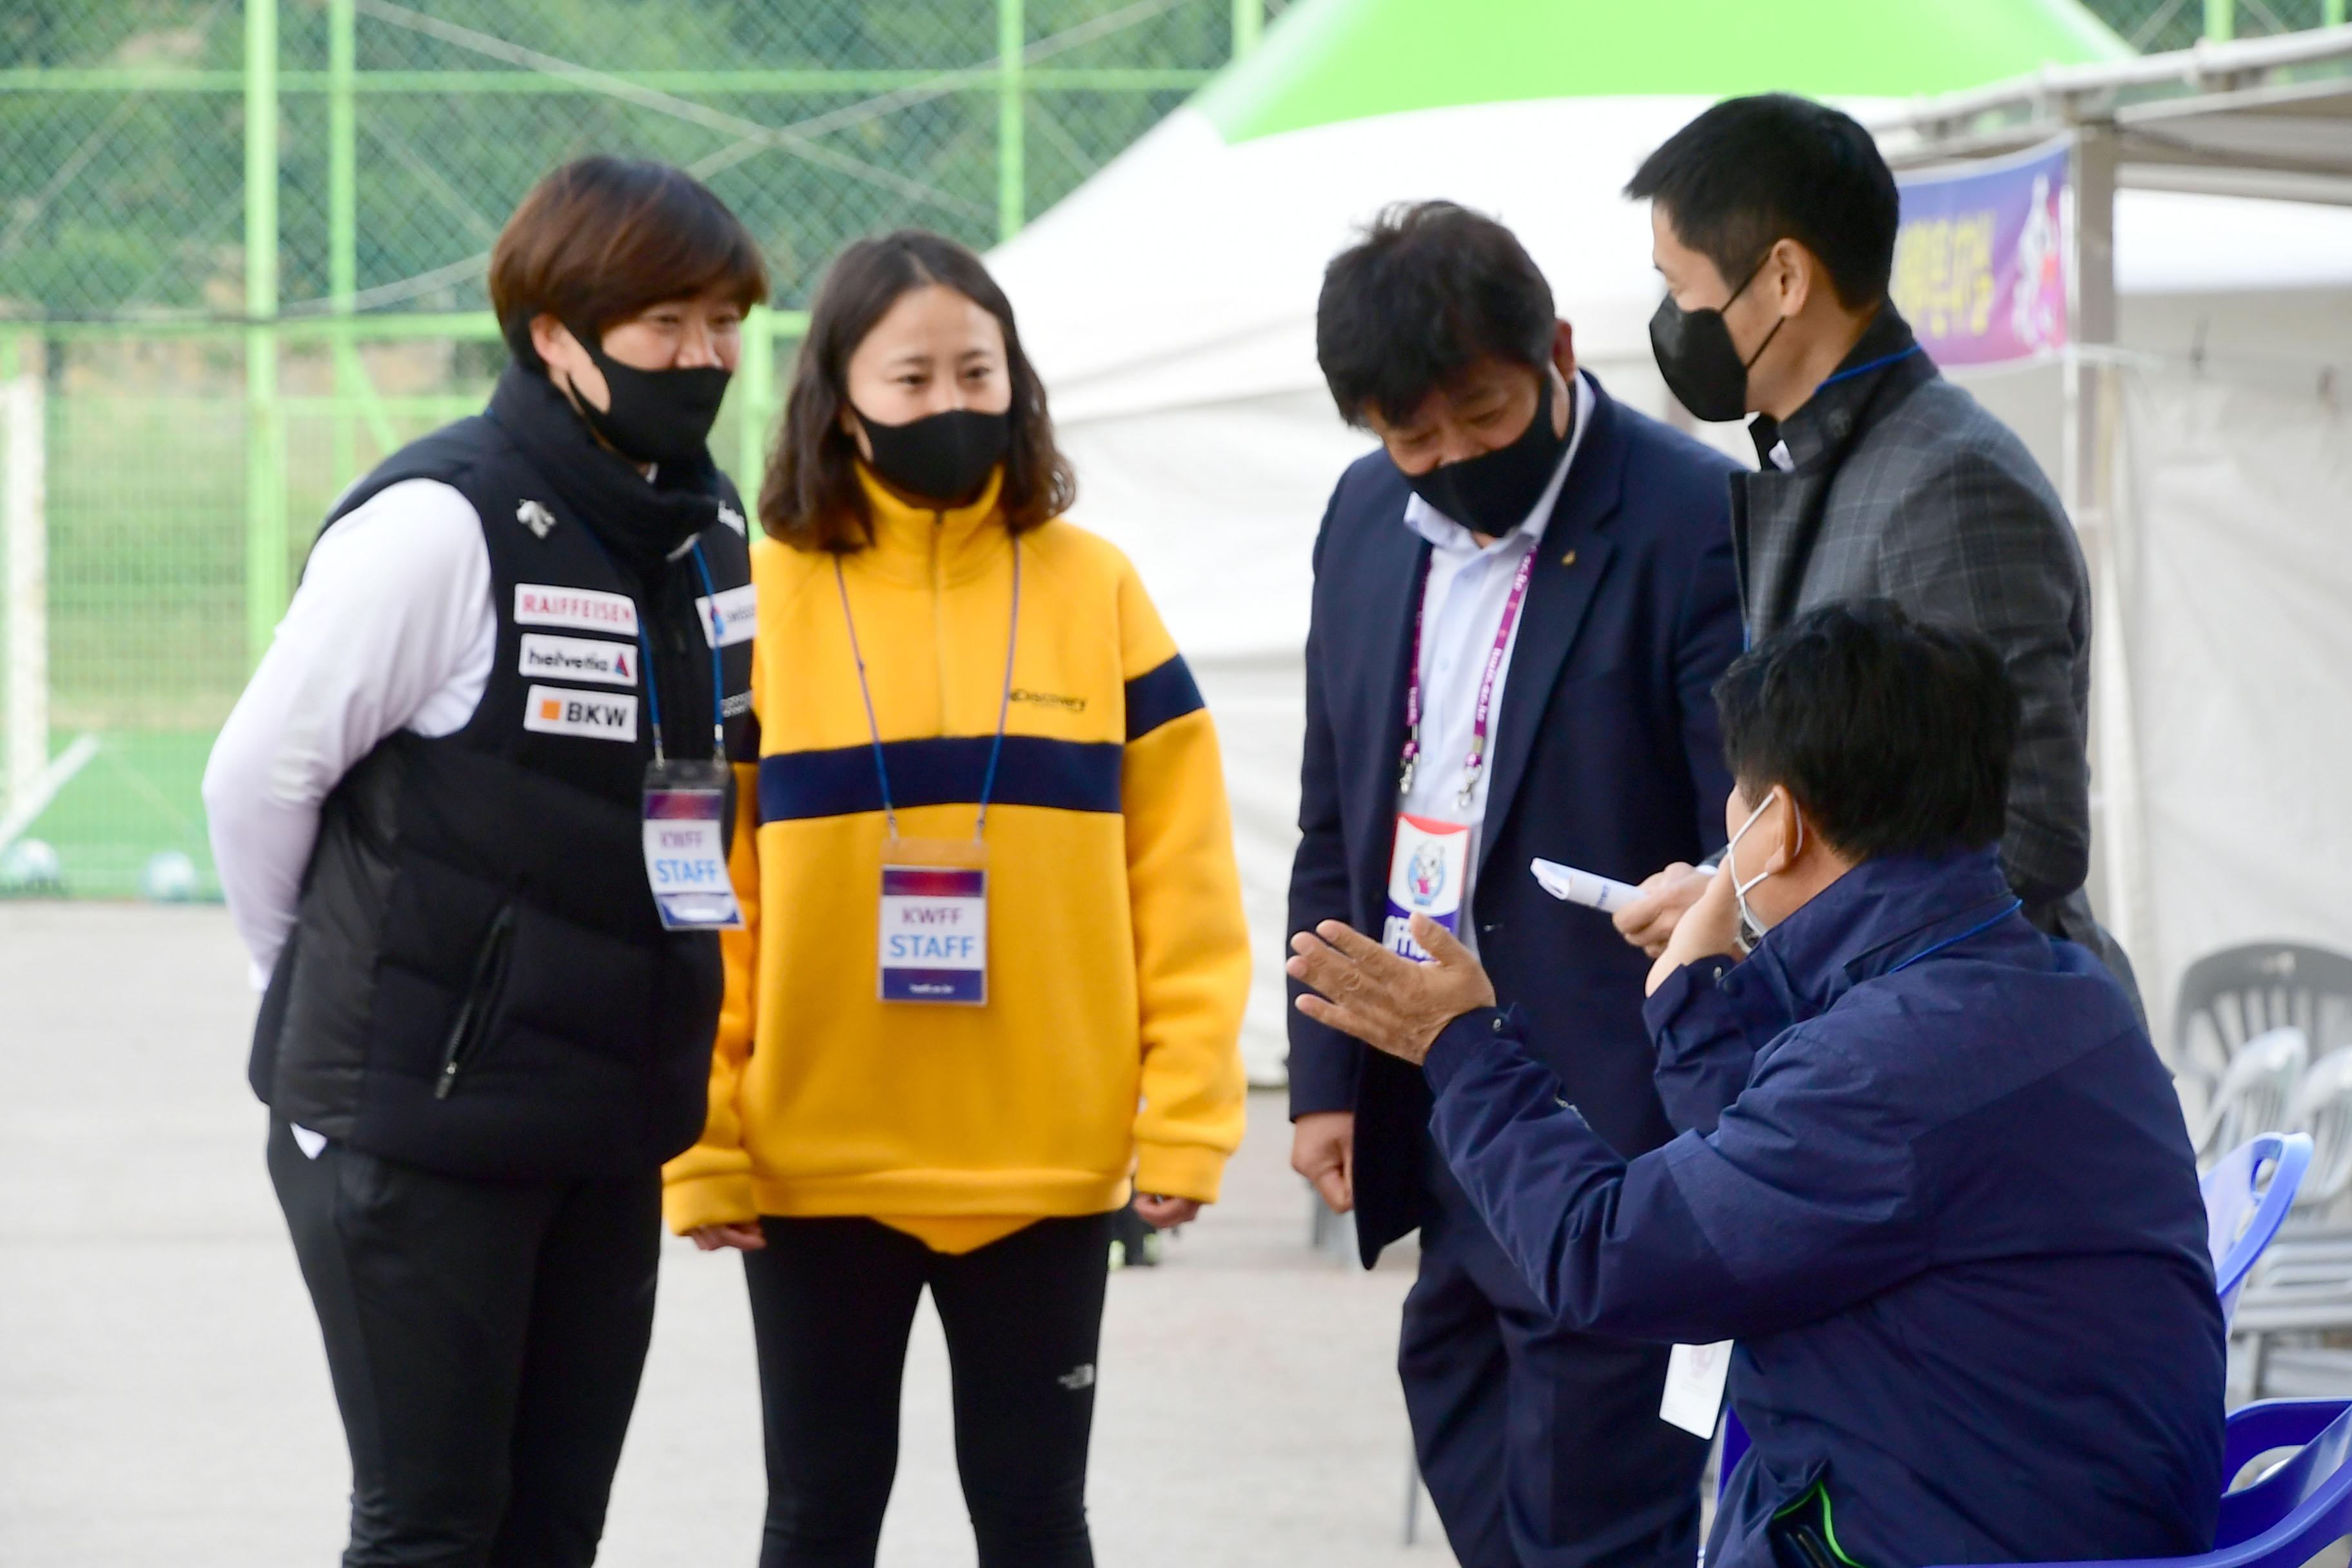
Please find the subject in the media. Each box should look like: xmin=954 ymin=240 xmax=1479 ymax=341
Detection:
xmin=1735 ymin=311 xmax=2128 ymax=990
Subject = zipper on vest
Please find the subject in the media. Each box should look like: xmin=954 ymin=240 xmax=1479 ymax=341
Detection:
xmin=435 ymin=903 xmax=517 ymax=1100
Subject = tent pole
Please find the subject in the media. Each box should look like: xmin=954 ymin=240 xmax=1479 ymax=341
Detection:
xmin=2066 ymin=121 xmax=2150 ymax=1006
xmin=2204 ymin=0 xmax=2234 ymax=40
xmin=1234 ymin=0 xmax=1262 ymax=55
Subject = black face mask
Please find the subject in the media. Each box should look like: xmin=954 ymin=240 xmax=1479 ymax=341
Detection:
xmin=1399 ymin=373 xmax=1568 ymax=536
xmin=569 ymin=328 xmax=731 ymax=467
xmin=1648 ymin=257 xmax=1785 ymax=424
xmin=856 ymin=406 xmax=1012 ymax=507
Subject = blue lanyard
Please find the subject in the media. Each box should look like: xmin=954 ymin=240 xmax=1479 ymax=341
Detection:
xmin=834 ymin=540 xmax=1021 ymax=842
xmin=1817 ymin=342 xmax=1925 ymax=392
xmin=1886 ymin=897 xmax=2024 ymax=974
xmin=574 ymin=528 xmax=729 ymax=767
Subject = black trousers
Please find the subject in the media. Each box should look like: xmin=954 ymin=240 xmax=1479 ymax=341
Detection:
xmin=266 ymin=1116 xmax=660 ymax=1568
xmin=1403 ymin=1153 xmax=1708 ymax=1568
xmin=743 ymin=1213 xmax=1115 ymax=1568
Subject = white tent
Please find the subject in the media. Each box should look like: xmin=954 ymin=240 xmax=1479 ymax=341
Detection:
xmin=990 ymin=1 xmax=2352 ymax=1082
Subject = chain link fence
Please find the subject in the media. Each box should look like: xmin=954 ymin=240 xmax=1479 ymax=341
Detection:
xmin=0 ymin=0 xmax=1254 ymax=896
xmin=0 ymin=0 xmax=2337 ymax=896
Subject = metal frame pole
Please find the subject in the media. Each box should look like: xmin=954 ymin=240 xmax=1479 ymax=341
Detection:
xmin=244 ymin=0 xmax=286 ymax=668
xmin=997 ymin=0 xmax=1024 ymax=242
xmin=1233 ymin=0 xmax=1262 ymax=55
xmin=4 ymin=333 xmax=47 ymax=812
xmin=2329 ymin=0 xmax=2347 ymax=30
xmin=329 ymin=0 xmax=358 ymax=487
xmin=737 ymin=306 xmax=776 ymax=505
xmin=2204 ymin=0 xmax=2235 ymax=40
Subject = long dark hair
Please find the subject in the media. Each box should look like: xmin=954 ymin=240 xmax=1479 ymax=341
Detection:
xmin=761 ymin=230 xmax=1076 ymax=551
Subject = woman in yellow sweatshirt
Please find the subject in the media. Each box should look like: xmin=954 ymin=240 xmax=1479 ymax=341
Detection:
xmin=663 ymin=230 xmax=1250 ymax=1567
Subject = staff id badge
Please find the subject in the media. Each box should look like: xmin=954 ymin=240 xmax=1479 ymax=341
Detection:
xmin=1659 ymin=1340 xmax=1734 ymax=1438
xmin=879 ymin=838 xmax=989 ymax=1005
xmin=642 ymin=759 xmax=743 ymax=931
xmin=1384 ymin=814 xmax=1471 ymax=961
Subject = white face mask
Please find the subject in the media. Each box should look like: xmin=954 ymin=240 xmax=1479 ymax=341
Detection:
xmin=1727 ymin=788 xmax=1802 ymax=950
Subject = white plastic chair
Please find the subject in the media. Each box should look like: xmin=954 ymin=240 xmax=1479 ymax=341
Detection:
xmin=2201 ymin=1028 xmax=2311 ymax=1166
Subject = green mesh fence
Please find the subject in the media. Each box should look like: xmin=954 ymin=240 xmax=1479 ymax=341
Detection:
xmin=0 ymin=0 xmax=2337 ymax=897
xmin=0 ymin=0 xmax=1255 ymax=898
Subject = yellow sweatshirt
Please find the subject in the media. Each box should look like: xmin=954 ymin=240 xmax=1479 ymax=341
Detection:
xmin=662 ymin=466 xmax=1250 ymax=1250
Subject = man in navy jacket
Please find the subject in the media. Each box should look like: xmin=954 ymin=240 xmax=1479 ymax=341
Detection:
xmin=1290 ymin=602 xmax=2224 ymax=1568
xmin=1288 ymin=201 xmax=1744 ymax=1567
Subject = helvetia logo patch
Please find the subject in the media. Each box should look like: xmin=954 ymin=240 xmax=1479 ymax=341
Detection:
xmin=522 ymin=683 xmax=637 ymax=741
xmin=518 ymin=633 xmax=636 ymax=688
xmin=515 ymin=583 xmax=638 ymax=636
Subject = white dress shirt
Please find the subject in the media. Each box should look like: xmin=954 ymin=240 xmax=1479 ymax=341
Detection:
xmin=202 ymin=479 xmax=496 ymax=990
xmin=1396 ymin=371 xmax=1595 ymax=943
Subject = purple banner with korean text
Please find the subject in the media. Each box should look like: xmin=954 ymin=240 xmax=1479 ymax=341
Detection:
xmin=1892 ymin=137 xmax=2072 ymax=368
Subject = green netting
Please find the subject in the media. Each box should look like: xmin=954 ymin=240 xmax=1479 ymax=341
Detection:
xmin=0 ymin=0 xmax=2335 ymax=898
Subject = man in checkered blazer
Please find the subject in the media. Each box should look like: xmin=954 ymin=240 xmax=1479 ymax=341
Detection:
xmin=1612 ymin=93 xmax=2133 ymax=999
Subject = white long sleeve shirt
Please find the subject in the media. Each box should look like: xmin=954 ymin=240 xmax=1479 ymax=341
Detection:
xmin=202 ymin=478 xmax=496 ymax=990
xmin=1396 ymin=371 xmax=1594 ymax=940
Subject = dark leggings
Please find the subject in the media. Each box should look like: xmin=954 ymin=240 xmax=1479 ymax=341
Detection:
xmin=743 ymin=1213 xmax=1113 ymax=1568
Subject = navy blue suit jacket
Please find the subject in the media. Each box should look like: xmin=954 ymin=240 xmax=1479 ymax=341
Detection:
xmin=1287 ymin=375 xmax=1745 ymax=1264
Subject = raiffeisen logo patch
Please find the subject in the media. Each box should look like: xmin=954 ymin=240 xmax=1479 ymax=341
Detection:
xmin=514 ymin=583 xmax=638 ymax=636
xmin=522 ymin=683 xmax=638 ymax=741
xmin=518 ymin=633 xmax=636 ymax=688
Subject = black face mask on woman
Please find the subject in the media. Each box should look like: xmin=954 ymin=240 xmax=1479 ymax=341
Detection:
xmin=569 ymin=327 xmax=731 ymax=467
xmin=856 ymin=406 xmax=1012 ymax=506
xmin=1399 ymin=372 xmax=1568 ymax=538
xmin=1647 ymin=255 xmax=1785 ymax=424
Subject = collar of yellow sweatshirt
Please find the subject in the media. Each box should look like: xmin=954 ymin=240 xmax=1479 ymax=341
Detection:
xmin=852 ymin=460 xmax=1010 ymax=589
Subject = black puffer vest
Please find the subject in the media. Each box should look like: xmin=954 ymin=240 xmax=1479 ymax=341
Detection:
xmin=249 ymin=367 xmax=756 ymax=1179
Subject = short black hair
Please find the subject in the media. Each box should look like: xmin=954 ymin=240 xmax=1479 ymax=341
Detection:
xmin=1315 ymin=201 xmax=1554 ymax=428
xmin=1714 ymin=600 xmax=2017 ymax=862
xmin=1625 ymin=95 xmax=1899 ymax=310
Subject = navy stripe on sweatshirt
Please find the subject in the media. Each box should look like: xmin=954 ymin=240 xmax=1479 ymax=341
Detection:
xmin=1124 ymin=655 xmax=1204 ymax=741
xmin=760 ymin=734 xmax=1124 ymax=822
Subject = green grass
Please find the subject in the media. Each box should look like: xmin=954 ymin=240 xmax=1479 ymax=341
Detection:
xmin=6 ymin=730 xmax=217 ymax=900
xmin=6 ymin=375 xmax=781 ymax=899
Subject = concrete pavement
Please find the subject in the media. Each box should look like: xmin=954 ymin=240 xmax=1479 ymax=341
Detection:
xmin=0 ymin=903 xmax=1447 ymax=1565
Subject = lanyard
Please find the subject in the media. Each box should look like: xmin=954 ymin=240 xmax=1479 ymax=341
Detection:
xmin=1886 ymin=897 xmax=2023 ymax=974
xmin=1398 ymin=538 xmax=1539 ymax=808
xmin=576 ymin=531 xmax=728 ymax=769
xmin=834 ymin=540 xmax=1021 ymax=842
xmin=1816 ymin=342 xmax=1924 ymax=392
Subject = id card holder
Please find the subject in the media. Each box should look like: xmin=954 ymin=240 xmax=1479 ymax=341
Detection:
xmin=879 ymin=837 xmax=988 ymax=1006
xmin=1658 ymin=1340 xmax=1734 ymax=1438
xmin=1384 ymin=814 xmax=1472 ymax=961
xmin=643 ymin=758 xmax=743 ymax=931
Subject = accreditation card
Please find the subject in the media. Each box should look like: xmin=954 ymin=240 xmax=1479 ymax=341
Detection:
xmin=1384 ymin=814 xmax=1471 ymax=962
xmin=879 ymin=838 xmax=989 ymax=1005
xmin=1659 ymin=1340 xmax=1734 ymax=1438
xmin=642 ymin=758 xmax=743 ymax=932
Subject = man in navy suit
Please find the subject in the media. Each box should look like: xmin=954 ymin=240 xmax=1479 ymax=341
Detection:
xmin=1288 ymin=201 xmax=1744 ymax=1568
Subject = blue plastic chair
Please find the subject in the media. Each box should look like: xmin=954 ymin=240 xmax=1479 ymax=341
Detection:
xmin=2208 ymin=1133 xmax=2315 ymax=1326
xmin=1925 ymin=1398 xmax=2352 ymax=1568
xmin=1716 ymin=1133 xmax=2315 ymax=1499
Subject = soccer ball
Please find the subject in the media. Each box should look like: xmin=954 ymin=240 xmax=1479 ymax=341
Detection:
xmin=141 ymin=850 xmax=199 ymax=903
xmin=0 ymin=838 xmax=63 ymax=894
